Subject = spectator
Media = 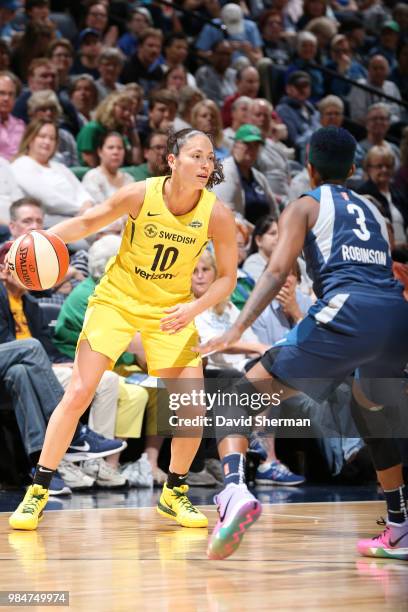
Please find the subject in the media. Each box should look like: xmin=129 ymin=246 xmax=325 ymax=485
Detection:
xmin=391 ymin=39 xmax=408 ymax=111
xmin=348 ymin=55 xmax=402 ymax=125
xmin=195 ymin=3 xmax=263 ymax=65
xmin=296 ymin=0 xmax=329 ymax=30
xmin=230 ymin=219 xmax=255 ymax=311
xmin=71 ymin=28 xmax=102 ymax=79
xmin=223 ymin=95 xmax=251 ymax=150
xmin=118 ymin=7 xmax=152 ymax=58
xmin=121 ymin=28 xmax=165 ymax=95
xmin=190 ymin=99 xmax=229 ymax=160
xmin=125 ymin=129 xmax=167 ymax=182
xmin=163 ymin=32 xmax=195 ymax=87
xmin=356 ymin=145 xmax=407 ymax=244
xmin=369 ymin=20 xmax=401 ymax=70
xmin=69 ymin=74 xmax=98 ymax=128
xmin=0 ymin=0 xmax=19 ymax=42
xmin=48 ymin=38 xmax=74 ymax=93
xmin=0 ymin=39 xmax=11 ymax=71
xmin=82 ymin=131 xmax=133 ymax=205
xmin=358 ymin=0 xmax=389 ymax=36
xmin=172 ymin=86 xmax=204 ymax=132
xmin=248 ymin=97 xmax=291 ymax=202
xmin=82 ymin=1 xmax=118 ymax=48
xmin=95 ymin=47 xmax=125 ymax=101
xmin=243 ymin=214 xmax=278 ymax=281
xmin=138 ymin=89 xmax=178 ymax=147
xmin=0 ymin=71 xmax=24 ymax=161
xmin=11 ymin=119 xmax=94 ymax=226
xmin=162 ymin=65 xmax=188 ymax=94
xmin=259 ymin=9 xmax=292 ymax=67
xmin=306 ymin=17 xmax=338 ymax=64
xmin=13 ymin=58 xmax=80 ymax=135
xmin=359 ymin=103 xmax=401 ymax=166
xmin=286 ymin=31 xmax=325 ymax=101
xmin=276 ymin=70 xmax=320 ymax=155
xmin=394 ymin=126 xmax=408 ymax=204
xmin=222 ymin=65 xmax=260 ymax=128
xmin=76 ymin=91 xmax=140 ymax=168
xmin=195 ymin=40 xmax=236 ymax=108
xmin=0 ymin=158 xmax=22 ymax=225
xmin=212 ymin=124 xmax=278 ymax=224
xmin=27 ymin=89 xmax=78 ymax=167
xmin=325 ymin=34 xmax=367 ymax=99
xmin=10 ymin=20 xmax=56 ymax=82
xmin=393 ymin=3 xmax=408 ymax=34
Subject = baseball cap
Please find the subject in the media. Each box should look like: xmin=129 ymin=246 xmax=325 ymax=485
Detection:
xmin=287 ymin=70 xmax=311 ymax=87
xmin=78 ymin=28 xmax=101 ymax=45
xmin=221 ymin=3 xmax=244 ymax=36
xmin=381 ymin=20 xmax=400 ymax=34
xmin=0 ymin=0 xmax=20 ymax=10
xmin=234 ymin=124 xmax=264 ymax=144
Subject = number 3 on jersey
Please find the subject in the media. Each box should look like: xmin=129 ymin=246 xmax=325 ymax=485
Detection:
xmin=346 ymin=204 xmax=371 ymax=242
xmin=152 ymin=244 xmax=179 ymax=272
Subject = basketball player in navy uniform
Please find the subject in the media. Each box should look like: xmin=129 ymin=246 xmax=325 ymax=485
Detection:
xmin=197 ymin=127 xmax=408 ymax=561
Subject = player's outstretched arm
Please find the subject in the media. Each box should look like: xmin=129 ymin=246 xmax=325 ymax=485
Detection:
xmin=196 ymin=199 xmax=311 ymax=355
xmin=49 ymin=182 xmax=147 ymax=244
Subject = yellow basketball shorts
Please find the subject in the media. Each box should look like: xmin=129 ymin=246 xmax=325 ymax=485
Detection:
xmin=78 ymin=296 xmax=201 ymax=376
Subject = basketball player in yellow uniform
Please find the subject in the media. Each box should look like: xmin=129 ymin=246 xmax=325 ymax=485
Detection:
xmin=9 ymin=129 xmax=238 ymax=531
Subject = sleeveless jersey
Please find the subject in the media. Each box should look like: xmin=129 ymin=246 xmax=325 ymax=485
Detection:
xmin=303 ymin=184 xmax=401 ymax=299
xmin=99 ymin=176 xmax=216 ymax=306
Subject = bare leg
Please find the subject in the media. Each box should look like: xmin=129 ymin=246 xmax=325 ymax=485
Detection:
xmin=38 ymin=341 xmax=111 ymax=470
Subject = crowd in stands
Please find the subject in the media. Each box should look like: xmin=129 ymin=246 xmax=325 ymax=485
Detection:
xmin=0 ymin=0 xmax=407 ymax=495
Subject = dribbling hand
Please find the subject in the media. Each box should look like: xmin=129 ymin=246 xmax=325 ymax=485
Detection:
xmin=193 ymin=326 xmax=241 ymax=356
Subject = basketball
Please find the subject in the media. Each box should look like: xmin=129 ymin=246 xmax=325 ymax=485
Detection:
xmin=7 ymin=230 xmax=69 ymax=291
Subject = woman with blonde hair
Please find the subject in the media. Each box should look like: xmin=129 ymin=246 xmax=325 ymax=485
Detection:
xmin=77 ymin=90 xmax=141 ymax=168
xmin=190 ymin=99 xmax=229 ymax=159
xmin=11 ymin=119 xmax=93 ymax=227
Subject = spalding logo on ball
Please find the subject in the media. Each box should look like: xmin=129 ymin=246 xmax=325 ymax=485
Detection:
xmin=7 ymin=230 xmax=69 ymax=291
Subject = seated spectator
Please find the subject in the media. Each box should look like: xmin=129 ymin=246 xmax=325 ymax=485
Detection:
xmin=222 ymin=65 xmax=261 ymax=128
xmin=71 ymin=28 xmax=102 ymax=79
xmin=51 ymin=235 xmax=151 ymax=481
xmin=325 ymin=34 xmax=367 ymax=99
xmin=11 ymin=119 xmax=94 ymax=226
xmin=27 ymin=89 xmax=78 ymax=167
xmin=172 ymin=86 xmax=204 ymax=132
xmin=248 ymin=97 xmax=291 ymax=203
xmin=81 ymin=1 xmax=118 ymax=48
xmin=231 ymin=219 xmax=255 ymax=311
xmin=178 ymin=0 xmax=220 ymax=39
xmin=212 ymin=124 xmax=278 ymax=224
xmin=48 ymin=38 xmax=74 ymax=94
xmin=82 ymin=131 xmax=133 ymax=205
xmin=137 ymin=88 xmax=178 ymax=148
xmin=0 ymin=71 xmax=25 ymax=162
xmin=10 ymin=20 xmax=56 ymax=82
xmin=296 ymin=0 xmax=329 ymax=30
xmin=118 ymin=7 xmax=152 ymax=58
xmin=259 ymin=9 xmax=292 ymax=67
xmin=356 ymin=145 xmax=408 ymax=244
xmin=243 ymin=214 xmax=278 ymax=282
xmin=223 ymin=95 xmax=251 ymax=151
xmin=69 ymin=74 xmax=98 ymax=128
xmin=195 ymin=3 xmax=263 ymax=65
xmin=95 ymin=47 xmax=125 ymax=101
xmin=162 ymin=32 xmax=196 ymax=87
xmin=0 ymin=0 xmax=19 ymax=42
xmin=0 ymin=39 xmax=11 ymax=71
xmin=348 ymin=55 xmax=402 ymax=125
xmin=306 ymin=16 xmax=338 ymax=64
xmin=359 ymin=103 xmax=401 ymax=166
xmin=124 ymin=129 xmax=167 ymax=182
xmin=0 ymin=158 xmax=22 ymax=224
xmin=121 ymin=28 xmax=165 ymax=95
xmin=13 ymin=58 xmax=80 ymax=135
xmin=195 ymin=40 xmax=236 ymax=107
xmin=76 ymin=91 xmax=140 ymax=168
xmin=369 ymin=20 xmax=401 ymax=70
xmin=162 ymin=65 xmax=188 ymax=94
xmin=276 ymin=71 xmax=320 ymax=156
xmin=190 ymin=99 xmax=229 ymax=160
xmin=286 ymin=31 xmax=325 ymax=102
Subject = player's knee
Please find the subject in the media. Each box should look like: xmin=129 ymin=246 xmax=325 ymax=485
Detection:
xmin=63 ymin=380 xmax=97 ymax=415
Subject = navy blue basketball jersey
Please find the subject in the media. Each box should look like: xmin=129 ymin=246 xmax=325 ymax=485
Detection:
xmin=303 ymin=184 xmax=400 ymax=298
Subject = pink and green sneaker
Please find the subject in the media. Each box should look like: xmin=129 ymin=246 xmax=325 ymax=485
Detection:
xmin=207 ymin=483 xmax=262 ymax=560
xmin=357 ymin=521 xmax=408 ymax=561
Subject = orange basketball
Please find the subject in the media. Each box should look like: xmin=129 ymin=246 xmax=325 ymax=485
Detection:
xmin=7 ymin=230 xmax=70 ymax=291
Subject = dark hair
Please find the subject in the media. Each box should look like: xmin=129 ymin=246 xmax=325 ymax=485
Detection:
xmin=97 ymin=130 xmax=125 ymax=150
xmin=309 ymin=127 xmax=356 ymax=181
xmin=26 ymin=0 xmax=49 ymax=9
xmin=164 ymin=129 xmax=224 ymax=189
xmin=163 ymin=32 xmax=188 ymax=50
xmin=248 ymin=214 xmax=278 ymax=255
xmin=145 ymin=128 xmax=168 ymax=149
xmin=9 ymin=197 xmax=44 ymax=221
xmin=148 ymin=88 xmax=178 ymax=111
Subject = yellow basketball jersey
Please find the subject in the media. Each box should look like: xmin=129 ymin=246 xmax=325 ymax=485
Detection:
xmin=96 ymin=176 xmax=216 ymax=307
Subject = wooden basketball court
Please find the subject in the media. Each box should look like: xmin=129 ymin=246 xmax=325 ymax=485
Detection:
xmin=1 ymin=499 xmax=407 ymax=610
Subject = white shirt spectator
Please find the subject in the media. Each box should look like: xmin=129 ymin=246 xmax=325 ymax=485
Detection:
xmin=0 ymin=157 xmax=23 ymax=223
xmin=82 ymin=167 xmax=134 ymax=205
